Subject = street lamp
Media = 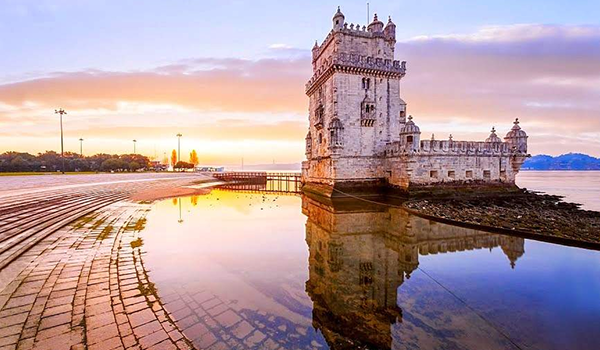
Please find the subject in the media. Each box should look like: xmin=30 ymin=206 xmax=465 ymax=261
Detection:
xmin=79 ymin=138 xmax=84 ymax=157
xmin=176 ymin=133 xmax=182 ymax=163
xmin=133 ymin=139 xmax=137 ymax=154
xmin=55 ymin=109 xmax=67 ymax=174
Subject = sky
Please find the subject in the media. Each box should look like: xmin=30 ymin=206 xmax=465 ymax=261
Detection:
xmin=1 ymin=0 xmax=599 ymax=164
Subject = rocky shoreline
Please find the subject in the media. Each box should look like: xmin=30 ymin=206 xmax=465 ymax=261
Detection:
xmin=404 ymin=191 xmax=600 ymax=246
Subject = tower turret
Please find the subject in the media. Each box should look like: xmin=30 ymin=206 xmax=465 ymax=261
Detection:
xmin=367 ymin=14 xmax=384 ymax=32
xmin=312 ymin=40 xmax=320 ymax=62
xmin=485 ymin=127 xmax=502 ymax=143
xmin=332 ymin=6 xmax=345 ymax=31
xmin=400 ymin=115 xmax=421 ymax=152
xmin=384 ymin=16 xmax=396 ymax=41
xmin=504 ymin=118 xmax=528 ymax=153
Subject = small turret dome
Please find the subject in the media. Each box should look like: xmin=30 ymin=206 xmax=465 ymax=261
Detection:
xmin=400 ymin=115 xmax=421 ymax=134
xmin=367 ymin=13 xmax=384 ymax=32
xmin=486 ymin=127 xmax=502 ymax=143
xmin=504 ymin=118 xmax=527 ymax=139
xmin=332 ymin=6 xmax=345 ymax=30
xmin=312 ymin=40 xmax=319 ymax=49
xmin=384 ymin=16 xmax=396 ymax=41
xmin=385 ymin=16 xmax=396 ymax=28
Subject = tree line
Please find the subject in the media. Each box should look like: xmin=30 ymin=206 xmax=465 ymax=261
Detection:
xmin=0 ymin=151 xmax=153 ymax=173
xmin=1 ymin=149 xmax=202 ymax=173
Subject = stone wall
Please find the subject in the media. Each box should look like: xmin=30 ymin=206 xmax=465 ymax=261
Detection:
xmin=301 ymin=8 xmax=528 ymax=196
xmin=303 ymin=13 xmax=406 ymax=187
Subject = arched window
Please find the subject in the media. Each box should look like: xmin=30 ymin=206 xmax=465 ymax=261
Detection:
xmin=314 ymin=104 xmax=324 ymax=129
xmin=362 ymin=77 xmax=371 ymax=90
xmin=328 ymin=118 xmax=344 ymax=147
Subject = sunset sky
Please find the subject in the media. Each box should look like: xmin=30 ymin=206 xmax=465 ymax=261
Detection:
xmin=1 ymin=0 xmax=599 ymax=165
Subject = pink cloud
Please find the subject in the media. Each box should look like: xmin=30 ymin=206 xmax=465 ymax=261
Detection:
xmin=1 ymin=24 xmax=599 ymax=156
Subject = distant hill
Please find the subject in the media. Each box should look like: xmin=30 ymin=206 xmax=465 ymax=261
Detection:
xmin=523 ymin=153 xmax=600 ymax=170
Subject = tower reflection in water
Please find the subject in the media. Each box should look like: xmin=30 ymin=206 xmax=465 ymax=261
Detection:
xmin=302 ymin=193 xmax=524 ymax=350
xmin=155 ymin=188 xmax=525 ymax=350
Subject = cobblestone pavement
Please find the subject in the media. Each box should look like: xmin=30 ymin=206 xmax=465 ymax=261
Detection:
xmin=158 ymin=281 xmax=304 ymax=350
xmin=0 ymin=174 xmax=210 ymax=350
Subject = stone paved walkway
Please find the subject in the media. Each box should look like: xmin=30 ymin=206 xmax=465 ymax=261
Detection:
xmin=0 ymin=174 xmax=210 ymax=350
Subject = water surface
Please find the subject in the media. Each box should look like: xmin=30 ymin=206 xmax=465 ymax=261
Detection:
xmin=140 ymin=173 xmax=600 ymax=350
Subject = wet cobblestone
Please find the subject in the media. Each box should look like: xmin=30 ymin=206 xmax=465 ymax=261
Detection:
xmin=0 ymin=175 xmax=207 ymax=350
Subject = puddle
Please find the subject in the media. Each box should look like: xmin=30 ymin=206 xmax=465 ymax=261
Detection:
xmin=138 ymin=189 xmax=600 ymax=350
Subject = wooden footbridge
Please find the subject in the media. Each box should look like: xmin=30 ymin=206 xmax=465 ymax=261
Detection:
xmin=212 ymin=172 xmax=302 ymax=194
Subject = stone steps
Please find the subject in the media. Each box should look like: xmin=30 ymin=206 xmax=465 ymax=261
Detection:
xmin=0 ymin=194 xmax=129 ymax=271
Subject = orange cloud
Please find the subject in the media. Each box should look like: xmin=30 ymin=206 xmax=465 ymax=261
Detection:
xmin=0 ymin=58 xmax=311 ymax=114
xmin=1 ymin=24 xmax=600 ymax=157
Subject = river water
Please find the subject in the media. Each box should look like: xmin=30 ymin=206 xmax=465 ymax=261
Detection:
xmin=140 ymin=171 xmax=600 ymax=350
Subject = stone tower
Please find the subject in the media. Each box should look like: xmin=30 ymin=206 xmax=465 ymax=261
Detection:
xmin=302 ymin=8 xmax=528 ymax=197
xmin=302 ymin=7 xmax=407 ymax=195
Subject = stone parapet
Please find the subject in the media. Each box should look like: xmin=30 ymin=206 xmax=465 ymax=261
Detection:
xmin=385 ymin=139 xmax=523 ymax=157
xmin=306 ymin=53 xmax=406 ymax=94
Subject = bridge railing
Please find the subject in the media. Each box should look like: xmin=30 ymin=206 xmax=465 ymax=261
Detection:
xmin=212 ymin=172 xmax=302 ymax=193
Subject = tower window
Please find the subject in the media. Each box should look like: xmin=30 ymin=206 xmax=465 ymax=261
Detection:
xmin=406 ymin=136 xmax=413 ymax=143
xmin=328 ymin=118 xmax=344 ymax=147
xmin=361 ymin=77 xmax=370 ymax=90
xmin=318 ymin=133 xmax=323 ymax=144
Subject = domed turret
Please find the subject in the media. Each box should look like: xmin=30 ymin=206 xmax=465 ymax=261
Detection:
xmin=485 ymin=127 xmax=502 ymax=143
xmin=400 ymin=115 xmax=420 ymax=134
xmin=400 ymin=115 xmax=421 ymax=151
xmin=504 ymin=118 xmax=528 ymax=153
xmin=367 ymin=13 xmax=384 ymax=33
xmin=311 ymin=40 xmax=320 ymax=61
xmin=501 ymin=237 xmax=525 ymax=269
xmin=332 ymin=6 xmax=345 ymax=30
xmin=384 ymin=16 xmax=396 ymax=41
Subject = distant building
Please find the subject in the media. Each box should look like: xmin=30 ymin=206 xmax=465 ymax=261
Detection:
xmin=150 ymin=160 xmax=168 ymax=171
xmin=196 ymin=166 xmax=224 ymax=172
xmin=302 ymin=7 xmax=529 ymax=196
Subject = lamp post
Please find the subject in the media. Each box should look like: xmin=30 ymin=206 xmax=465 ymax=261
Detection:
xmin=176 ymin=133 xmax=182 ymax=163
xmin=55 ymin=109 xmax=67 ymax=174
xmin=79 ymin=138 xmax=84 ymax=157
xmin=133 ymin=139 xmax=137 ymax=154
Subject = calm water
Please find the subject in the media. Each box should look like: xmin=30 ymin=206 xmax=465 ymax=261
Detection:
xmin=139 ymin=172 xmax=600 ymax=350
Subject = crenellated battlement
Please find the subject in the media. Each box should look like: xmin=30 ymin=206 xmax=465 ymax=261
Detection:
xmin=306 ymin=52 xmax=406 ymax=94
xmin=385 ymin=139 xmax=515 ymax=157
xmin=313 ymin=22 xmax=393 ymax=61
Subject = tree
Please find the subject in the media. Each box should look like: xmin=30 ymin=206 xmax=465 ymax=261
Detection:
xmin=174 ymin=161 xmax=194 ymax=171
xmin=129 ymin=162 xmax=141 ymax=171
xmin=0 ymin=150 xmax=150 ymax=173
xmin=189 ymin=150 xmax=199 ymax=166
xmin=171 ymin=150 xmax=177 ymax=168
xmin=101 ymin=158 xmax=124 ymax=171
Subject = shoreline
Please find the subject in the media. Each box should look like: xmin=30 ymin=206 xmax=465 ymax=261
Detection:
xmin=403 ymin=192 xmax=600 ymax=250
